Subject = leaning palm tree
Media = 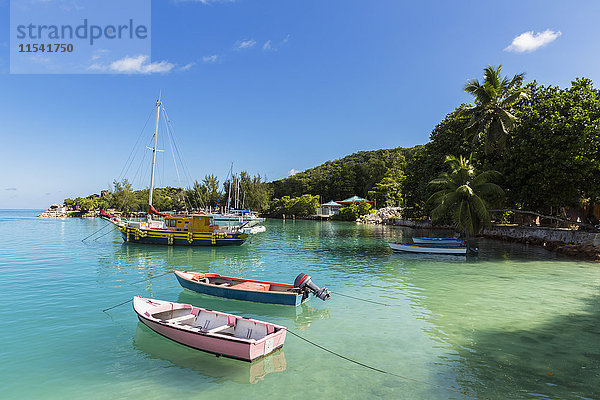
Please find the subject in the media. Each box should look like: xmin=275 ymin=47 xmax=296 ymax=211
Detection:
xmin=463 ymin=65 xmax=528 ymax=155
xmin=428 ymin=155 xmax=504 ymax=235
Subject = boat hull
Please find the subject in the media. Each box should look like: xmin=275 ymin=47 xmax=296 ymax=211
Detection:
xmin=412 ymin=237 xmax=464 ymax=246
xmin=174 ymin=271 xmax=304 ymax=306
xmin=388 ymin=242 xmax=467 ymax=254
xmin=210 ymin=215 xmax=265 ymax=226
xmin=118 ymin=226 xmax=247 ymax=246
xmin=133 ymin=297 xmax=287 ymax=362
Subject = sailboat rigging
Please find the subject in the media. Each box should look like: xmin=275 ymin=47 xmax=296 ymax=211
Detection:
xmin=107 ymin=98 xmax=249 ymax=246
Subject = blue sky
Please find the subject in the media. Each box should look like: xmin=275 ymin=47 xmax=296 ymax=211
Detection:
xmin=1 ymin=0 xmax=599 ymax=208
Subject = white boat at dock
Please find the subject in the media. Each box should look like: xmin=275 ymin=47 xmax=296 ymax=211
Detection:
xmin=412 ymin=237 xmax=464 ymax=246
xmin=388 ymin=242 xmax=468 ymax=255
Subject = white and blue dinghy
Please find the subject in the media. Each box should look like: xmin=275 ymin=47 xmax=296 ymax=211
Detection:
xmin=388 ymin=242 xmax=475 ymax=255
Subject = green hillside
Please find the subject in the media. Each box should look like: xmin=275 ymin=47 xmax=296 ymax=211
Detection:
xmin=270 ymin=146 xmax=420 ymax=206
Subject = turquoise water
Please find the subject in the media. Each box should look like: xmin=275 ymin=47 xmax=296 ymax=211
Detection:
xmin=1 ymin=210 xmax=598 ymax=399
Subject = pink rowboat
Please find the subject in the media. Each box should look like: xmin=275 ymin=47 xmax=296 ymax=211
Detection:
xmin=132 ymin=296 xmax=287 ymax=362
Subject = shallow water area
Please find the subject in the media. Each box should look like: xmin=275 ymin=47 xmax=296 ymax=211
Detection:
xmin=1 ymin=210 xmax=598 ymax=399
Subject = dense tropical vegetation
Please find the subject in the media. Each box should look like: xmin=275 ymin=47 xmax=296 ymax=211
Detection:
xmin=462 ymin=65 xmax=528 ymax=155
xmin=331 ymin=202 xmax=374 ymax=221
xmin=65 ymin=172 xmax=272 ymax=215
xmin=428 ymin=155 xmax=504 ymax=234
xmin=403 ymin=76 xmax=600 ymax=226
xmin=63 ymin=66 xmax=600 ymax=228
xmin=270 ymin=147 xmax=411 ymax=206
xmin=267 ymin=194 xmax=321 ymax=218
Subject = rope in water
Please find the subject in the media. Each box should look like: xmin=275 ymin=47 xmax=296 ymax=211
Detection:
xmin=102 ymin=299 xmax=132 ymax=313
xmin=103 ymin=272 xmax=172 ymax=311
xmin=329 ymin=291 xmax=391 ymax=306
xmin=286 ymin=330 xmax=481 ymax=398
xmin=81 ymin=222 xmax=111 ymax=242
xmin=93 ymin=226 xmax=119 ymax=241
xmin=100 ymin=272 xmax=478 ymax=398
xmin=129 ymin=271 xmax=173 ymax=286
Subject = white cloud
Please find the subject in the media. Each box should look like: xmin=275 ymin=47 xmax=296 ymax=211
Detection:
xmin=262 ymin=35 xmax=290 ymax=52
xmin=234 ymin=39 xmax=256 ymax=50
xmin=287 ymin=169 xmax=300 ymax=177
xmin=143 ymin=60 xmax=176 ymax=73
xmin=87 ymin=55 xmax=180 ymax=74
xmin=505 ymin=29 xmax=562 ymax=53
xmin=107 ymin=55 xmax=175 ymax=74
xmin=202 ymin=55 xmax=218 ymax=63
xmin=180 ymin=62 xmax=195 ymax=71
xmin=91 ymin=49 xmax=109 ymax=61
xmin=88 ymin=63 xmax=104 ymax=71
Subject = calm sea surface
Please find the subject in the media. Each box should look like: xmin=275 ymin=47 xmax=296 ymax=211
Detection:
xmin=1 ymin=210 xmax=598 ymax=399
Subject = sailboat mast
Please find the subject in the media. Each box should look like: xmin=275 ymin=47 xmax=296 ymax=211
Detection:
xmin=149 ymin=99 xmax=161 ymax=208
xmin=227 ymin=163 xmax=233 ymax=212
xmin=236 ymin=177 xmax=240 ymax=209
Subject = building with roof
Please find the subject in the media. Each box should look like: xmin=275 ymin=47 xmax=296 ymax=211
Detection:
xmin=316 ymin=195 xmax=375 ymax=217
xmin=337 ymin=195 xmax=374 ymax=206
xmin=317 ymin=200 xmax=343 ymax=216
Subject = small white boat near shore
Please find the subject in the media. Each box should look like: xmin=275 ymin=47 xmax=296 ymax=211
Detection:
xmin=412 ymin=237 xmax=464 ymax=246
xmin=388 ymin=242 xmax=468 ymax=255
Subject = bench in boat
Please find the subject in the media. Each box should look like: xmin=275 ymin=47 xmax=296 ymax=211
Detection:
xmin=133 ymin=296 xmax=287 ymax=362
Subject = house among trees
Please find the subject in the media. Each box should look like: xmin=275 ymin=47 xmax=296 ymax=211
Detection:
xmin=49 ymin=204 xmax=66 ymax=213
xmin=317 ymin=195 xmax=374 ymax=216
xmin=318 ymin=200 xmax=343 ymax=216
xmin=337 ymin=195 xmax=374 ymax=206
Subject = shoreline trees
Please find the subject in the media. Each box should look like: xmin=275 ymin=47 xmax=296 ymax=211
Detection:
xmin=62 ymin=68 xmax=599 ymax=227
xmin=428 ymin=155 xmax=504 ymax=234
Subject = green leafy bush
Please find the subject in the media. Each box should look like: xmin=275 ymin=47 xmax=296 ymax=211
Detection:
xmin=332 ymin=202 xmax=374 ymax=221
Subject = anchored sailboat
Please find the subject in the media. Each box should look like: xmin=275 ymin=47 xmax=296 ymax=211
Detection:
xmin=109 ymin=99 xmax=248 ymax=246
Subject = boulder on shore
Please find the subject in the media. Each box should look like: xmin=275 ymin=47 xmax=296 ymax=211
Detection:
xmin=359 ymin=207 xmax=402 ymax=224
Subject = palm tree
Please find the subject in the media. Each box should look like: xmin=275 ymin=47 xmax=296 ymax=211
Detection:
xmin=428 ymin=155 xmax=504 ymax=235
xmin=463 ymin=65 xmax=528 ymax=154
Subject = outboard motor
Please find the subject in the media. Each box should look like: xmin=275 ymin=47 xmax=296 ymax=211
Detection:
xmin=467 ymin=245 xmax=479 ymax=254
xmin=294 ymin=273 xmax=331 ymax=301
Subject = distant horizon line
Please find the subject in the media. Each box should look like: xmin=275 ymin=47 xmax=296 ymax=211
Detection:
xmin=0 ymin=208 xmax=44 ymax=211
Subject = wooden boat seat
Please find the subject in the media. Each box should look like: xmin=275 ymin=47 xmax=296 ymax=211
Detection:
xmin=230 ymin=282 xmax=271 ymax=291
xmin=208 ymin=324 xmax=232 ymax=334
xmin=195 ymin=310 xmax=229 ymax=330
xmin=166 ymin=314 xmax=196 ymax=324
xmin=234 ymin=319 xmax=268 ymax=340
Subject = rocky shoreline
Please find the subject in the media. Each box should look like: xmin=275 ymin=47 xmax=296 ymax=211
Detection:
xmin=481 ymin=226 xmax=600 ymax=262
xmin=38 ymin=210 xmax=100 ymax=218
xmin=361 ymin=210 xmax=600 ymax=262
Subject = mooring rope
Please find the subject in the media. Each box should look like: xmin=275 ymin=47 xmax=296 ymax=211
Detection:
xmin=128 ymin=271 xmax=172 ymax=286
xmin=102 ymin=298 xmax=132 ymax=313
xmin=329 ymin=290 xmax=391 ymax=306
xmin=102 ymin=272 xmax=172 ymax=312
xmin=81 ymin=222 xmax=111 ymax=242
xmin=286 ymin=330 xmax=481 ymax=398
xmin=93 ymin=226 xmax=119 ymax=241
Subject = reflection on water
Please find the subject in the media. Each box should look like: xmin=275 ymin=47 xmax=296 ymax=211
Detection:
xmin=96 ymin=219 xmax=599 ymax=399
xmin=113 ymin=242 xmax=251 ymax=270
xmin=395 ymin=253 xmax=600 ymax=399
xmin=6 ymin=212 xmax=597 ymax=399
xmin=133 ymin=324 xmax=286 ymax=384
xmin=454 ymin=293 xmax=600 ymax=399
xmin=389 ymin=252 xmax=468 ymax=264
xmin=176 ymin=291 xmax=331 ymax=329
